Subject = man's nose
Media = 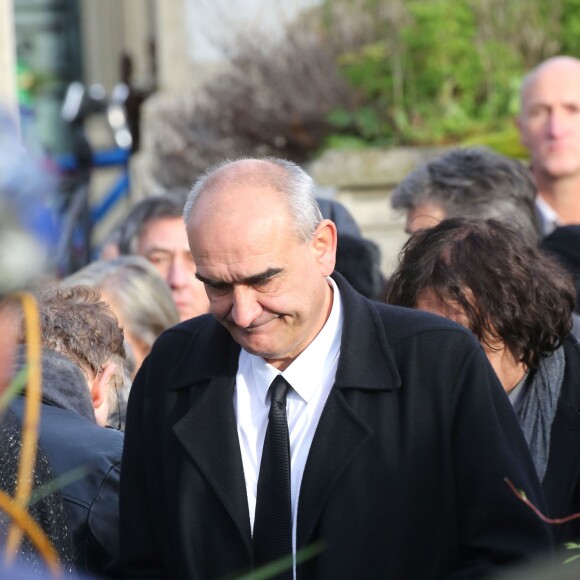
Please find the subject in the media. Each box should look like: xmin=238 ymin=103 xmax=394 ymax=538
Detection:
xmin=548 ymin=109 xmax=568 ymax=138
xmin=230 ymin=286 xmax=261 ymax=328
xmin=167 ymin=258 xmax=188 ymax=289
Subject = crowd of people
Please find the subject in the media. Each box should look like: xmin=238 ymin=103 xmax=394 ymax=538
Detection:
xmin=2 ymin=54 xmax=580 ymax=579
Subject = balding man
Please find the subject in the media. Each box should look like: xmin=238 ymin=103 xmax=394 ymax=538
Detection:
xmin=117 ymin=158 xmax=551 ymax=579
xmin=518 ymin=55 xmax=580 ymax=236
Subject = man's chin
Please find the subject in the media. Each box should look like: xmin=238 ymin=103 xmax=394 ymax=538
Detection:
xmin=229 ymin=330 xmax=279 ymax=359
xmin=542 ymin=156 xmax=580 ymax=179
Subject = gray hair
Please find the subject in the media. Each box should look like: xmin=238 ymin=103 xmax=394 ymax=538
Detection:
xmin=62 ymin=256 xmax=179 ymax=349
xmin=183 ymin=157 xmax=323 ymax=242
xmin=117 ymin=193 xmax=186 ymax=255
xmin=390 ymin=147 xmax=540 ymax=243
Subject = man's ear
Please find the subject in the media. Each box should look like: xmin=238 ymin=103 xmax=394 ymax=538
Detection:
xmin=91 ymin=362 xmax=117 ymax=426
xmin=311 ymin=219 xmax=337 ymax=277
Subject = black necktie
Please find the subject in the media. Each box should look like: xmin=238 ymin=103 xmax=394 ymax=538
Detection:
xmin=253 ymin=374 xmax=293 ymax=578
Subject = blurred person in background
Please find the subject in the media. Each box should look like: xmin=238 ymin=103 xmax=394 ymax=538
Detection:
xmin=335 ymin=234 xmax=386 ymax=300
xmin=63 ymin=256 xmax=180 ymax=429
xmin=390 ymin=147 xmax=540 ymax=242
xmin=517 ymin=56 xmax=580 ymax=237
xmin=386 ymin=218 xmax=580 ymax=544
xmin=116 ymin=193 xmax=210 ymax=321
xmin=11 ymin=285 xmax=126 ymax=575
xmin=316 ymin=197 xmax=362 ymax=239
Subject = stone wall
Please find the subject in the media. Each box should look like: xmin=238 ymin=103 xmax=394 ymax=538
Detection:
xmin=307 ymin=147 xmax=449 ymax=276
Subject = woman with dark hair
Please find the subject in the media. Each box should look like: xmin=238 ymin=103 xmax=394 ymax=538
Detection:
xmin=385 ymin=217 xmax=580 ymax=544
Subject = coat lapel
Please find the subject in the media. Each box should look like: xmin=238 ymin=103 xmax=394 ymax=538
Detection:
xmin=170 ymin=319 xmax=252 ymax=554
xmin=296 ymin=388 xmax=373 ymax=548
xmin=173 ymin=374 xmax=252 ymax=553
xmin=542 ymin=338 xmax=580 ymax=519
xmin=167 ymin=277 xmax=404 ymax=557
xmin=297 ymin=273 xmax=402 ymax=547
xmin=543 ymin=400 xmax=580 ymax=518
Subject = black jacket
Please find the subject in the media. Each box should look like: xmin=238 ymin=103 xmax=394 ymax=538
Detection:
xmin=118 ymin=273 xmax=552 ymax=579
xmin=543 ymin=336 xmax=580 ymax=544
xmin=11 ymin=350 xmax=123 ymax=575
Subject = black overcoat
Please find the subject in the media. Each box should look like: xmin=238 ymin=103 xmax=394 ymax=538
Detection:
xmin=117 ymin=273 xmax=552 ymax=579
xmin=543 ymin=336 xmax=580 ymax=544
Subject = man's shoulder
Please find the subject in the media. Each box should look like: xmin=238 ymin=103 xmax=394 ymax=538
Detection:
xmin=11 ymin=397 xmax=122 ymax=447
xmin=143 ymin=314 xmax=238 ymax=383
xmin=336 ymin=271 xmax=477 ymax=349
xmin=148 ymin=314 xmax=225 ymax=361
xmin=370 ymin=300 xmax=476 ymax=347
xmin=157 ymin=313 xmax=223 ymax=344
xmin=37 ymin=403 xmax=123 ymax=463
xmin=10 ymin=399 xmax=122 ymax=514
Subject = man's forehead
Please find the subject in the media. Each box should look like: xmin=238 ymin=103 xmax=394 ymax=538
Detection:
xmin=138 ymin=218 xmax=191 ymax=253
xmin=522 ymin=59 xmax=580 ymax=105
xmin=198 ymin=182 xmax=283 ymax=212
xmin=190 ymin=189 xmax=293 ymax=242
xmin=140 ymin=216 xmax=187 ymax=238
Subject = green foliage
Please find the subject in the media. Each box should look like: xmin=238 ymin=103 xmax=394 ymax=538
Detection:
xmin=460 ymin=125 xmax=529 ymax=159
xmin=564 ymin=542 xmax=580 ymax=564
xmin=323 ymin=134 xmax=375 ymax=150
xmin=323 ymin=0 xmax=580 ymax=151
xmin=562 ymin=0 xmax=580 ymax=55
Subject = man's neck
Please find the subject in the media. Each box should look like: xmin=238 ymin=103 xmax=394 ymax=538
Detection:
xmin=536 ymin=173 xmax=580 ymax=225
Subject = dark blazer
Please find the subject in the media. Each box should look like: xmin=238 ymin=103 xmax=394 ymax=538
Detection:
xmin=11 ymin=397 xmax=123 ymax=574
xmin=117 ymin=274 xmax=552 ymax=579
xmin=543 ymin=336 xmax=580 ymax=544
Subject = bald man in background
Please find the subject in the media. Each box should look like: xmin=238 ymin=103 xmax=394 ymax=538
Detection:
xmin=518 ymin=56 xmax=580 ymax=236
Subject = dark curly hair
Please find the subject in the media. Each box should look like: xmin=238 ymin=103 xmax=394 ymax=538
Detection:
xmin=385 ymin=218 xmax=575 ymax=368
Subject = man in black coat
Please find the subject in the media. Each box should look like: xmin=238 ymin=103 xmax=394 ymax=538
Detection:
xmin=117 ymin=158 xmax=552 ymax=579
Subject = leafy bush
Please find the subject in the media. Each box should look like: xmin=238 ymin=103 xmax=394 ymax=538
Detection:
xmin=323 ymin=0 xmax=580 ymax=148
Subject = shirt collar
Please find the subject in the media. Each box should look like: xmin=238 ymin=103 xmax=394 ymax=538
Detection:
xmin=535 ymin=195 xmax=561 ymax=235
xmin=243 ymin=277 xmax=343 ymax=405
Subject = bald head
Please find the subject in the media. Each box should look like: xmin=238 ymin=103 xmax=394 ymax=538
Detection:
xmin=184 ymin=158 xmax=323 ymax=243
xmin=517 ymin=55 xmax=580 ymax=189
xmin=520 ymin=56 xmax=580 ymax=108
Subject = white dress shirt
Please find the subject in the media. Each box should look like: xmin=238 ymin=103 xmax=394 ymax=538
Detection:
xmin=234 ymin=277 xmax=343 ymax=561
xmin=535 ymin=195 xmax=561 ymax=237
